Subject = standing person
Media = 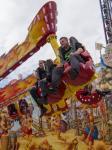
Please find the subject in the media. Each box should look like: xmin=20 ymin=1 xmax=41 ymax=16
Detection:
xmin=0 ymin=113 xmax=13 ymax=150
xmin=51 ymin=36 xmax=86 ymax=91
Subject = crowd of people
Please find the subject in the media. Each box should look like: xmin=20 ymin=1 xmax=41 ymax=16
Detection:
xmin=0 ymin=106 xmax=34 ymax=150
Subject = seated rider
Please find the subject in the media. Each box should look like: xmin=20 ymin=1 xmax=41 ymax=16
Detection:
xmin=51 ymin=36 xmax=86 ymax=91
xmin=35 ymin=60 xmax=47 ymax=97
xmin=30 ymin=60 xmax=48 ymax=116
xmin=35 ymin=59 xmax=56 ymax=96
xmin=30 ymin=59 xmax=58 ymax=116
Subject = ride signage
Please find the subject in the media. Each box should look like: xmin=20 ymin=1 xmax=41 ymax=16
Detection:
xmin=103 ymin=44 xmax=112 ymax=68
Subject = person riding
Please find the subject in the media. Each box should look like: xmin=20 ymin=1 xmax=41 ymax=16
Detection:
xmin=51 ymin=36 xmax=86 ymax=92
xmin=35 ymin=60 xmax=47 ymax=97
xmin=30 ymin=59 xmax=58 ymax=116
xmin=35 ymin=59 xmax=56 ymax=96
xmin=30 ymin=60 xmax=48 ymax=116
xmin=60 ymin=37 xmax=85 ymax=64
xmin=35 ymin=60 xmax=46 ymax=80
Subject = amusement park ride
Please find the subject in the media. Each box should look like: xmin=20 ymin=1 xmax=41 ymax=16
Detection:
xmin=99 ymin=0 xmax=112 ymax=44
xmin=0 ymin=1 xmax=109 ymax=116
xmin=99 ymin=0 xmax=112 ymax=68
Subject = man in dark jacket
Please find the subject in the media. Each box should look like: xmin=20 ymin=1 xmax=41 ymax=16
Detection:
xmin=30 ymin=60 xmax=48 ymax=117
xmin=37 ymin=59 xmax=57 ymax=95
xmin=59 ymin=36 xmax=85 ymax=71
xmin=51 ymin=36 xmax=85 ymax=91
xmin=35 ymin=60 xmax=47 ymax=97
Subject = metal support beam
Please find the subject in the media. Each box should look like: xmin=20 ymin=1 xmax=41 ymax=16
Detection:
xmin=99 ymin=0 xmax=112 ymax=44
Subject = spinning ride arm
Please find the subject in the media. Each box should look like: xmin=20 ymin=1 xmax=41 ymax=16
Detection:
xmin=0 ymin=1 xmax=58 ymax=80
xmin=0 ymin=1 xmax=96 ymax=116
xmin=47 ymin=34 xmax=61 ymax=64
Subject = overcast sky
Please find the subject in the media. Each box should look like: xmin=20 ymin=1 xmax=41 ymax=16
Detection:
xmin=0 ymin=0 xmax=105 ymax=87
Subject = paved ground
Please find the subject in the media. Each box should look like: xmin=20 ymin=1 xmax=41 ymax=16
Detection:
xmin=1 ymin=129 xmax=110 ymax=150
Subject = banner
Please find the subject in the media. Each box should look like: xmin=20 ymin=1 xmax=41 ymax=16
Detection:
xmin=0 ymin=75 xmax=36 ymax=108
xmin=0 ymin=73 xmax=68 ymax=114
xmin=102 ymin=50 xmax=112 ymax=68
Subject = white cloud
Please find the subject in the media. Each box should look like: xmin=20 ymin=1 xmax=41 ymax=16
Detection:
xmin=0 ymin=0 xmax=105 ymax=87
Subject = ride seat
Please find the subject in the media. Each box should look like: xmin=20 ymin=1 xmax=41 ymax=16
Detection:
xmin=76 ymin=89 xmax=102 ymax=105
xmin=62 ymin=50 xmax=95 ymax=86
xmin=80 ymin=50 xmax=92 ymax=61
xmin=47 ymin=81 xmax=66 ymax=104
xmin=63 ymin=62 xmax=71 ymax=74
